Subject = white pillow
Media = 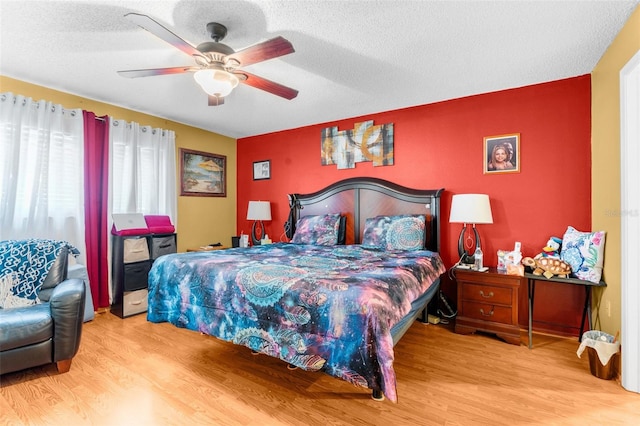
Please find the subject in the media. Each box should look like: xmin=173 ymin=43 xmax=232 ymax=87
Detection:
xmin=560 ymin=226 xmax=606 ymax=283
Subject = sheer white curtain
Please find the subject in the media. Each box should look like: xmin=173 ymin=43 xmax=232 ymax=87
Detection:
xmin=108 ymin=119 xmax=177 ymax=225
xmin=0 ymin=92 xmax=87 ymax=263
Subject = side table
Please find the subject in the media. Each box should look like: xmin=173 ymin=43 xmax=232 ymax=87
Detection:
xmin=454 ymin=267 xmax=522 ymax=345
xmin=525 ymin=272 xmax=607 ymax=348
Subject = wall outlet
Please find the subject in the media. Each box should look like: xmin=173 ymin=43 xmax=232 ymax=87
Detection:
xmin=607 ymin=300 xmax=612 ymax=317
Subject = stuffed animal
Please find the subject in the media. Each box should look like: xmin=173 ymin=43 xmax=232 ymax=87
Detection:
xmin=540 ymin=236 xmax=562 ymax=258
xmin=523 ymin=256 xmax=572 ymax=279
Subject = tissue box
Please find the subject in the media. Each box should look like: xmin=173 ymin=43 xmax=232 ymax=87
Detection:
xmin=144 ymin=215 xmax=175 ymax=234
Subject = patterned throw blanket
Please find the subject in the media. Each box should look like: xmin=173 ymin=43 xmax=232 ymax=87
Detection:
xmin=0 ymin=239 xmax=79 ymax=302
xmin=148 ymin=243 xmax=445 ymax=402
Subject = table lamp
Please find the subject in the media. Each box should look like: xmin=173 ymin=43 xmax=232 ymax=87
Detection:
xmin=247 ymin=201 xmax=271 ymax=245
xmin=449 ymin=194 xmax=493 ymax=265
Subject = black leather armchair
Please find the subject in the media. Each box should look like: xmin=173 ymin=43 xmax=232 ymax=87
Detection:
xmin=0 ymin=246 xmax=86 ymax=375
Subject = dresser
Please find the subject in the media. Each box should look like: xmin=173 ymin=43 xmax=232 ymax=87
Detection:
xmin=454 ymin=267 xmax=522 ymax=345
xmin=111 ymin=233 xmax=177 ymax=318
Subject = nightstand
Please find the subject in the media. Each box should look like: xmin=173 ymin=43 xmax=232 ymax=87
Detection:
xmin=454 ymin=267 xmax=522 ymax=345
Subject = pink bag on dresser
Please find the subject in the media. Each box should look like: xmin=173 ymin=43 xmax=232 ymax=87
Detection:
xmin=110 ymin=224 xmax=150 ymax=236
xmin=144 ymin=215 xmax=175 ymax=234
xmin=111 ymin=213 xmax=150 ymax=236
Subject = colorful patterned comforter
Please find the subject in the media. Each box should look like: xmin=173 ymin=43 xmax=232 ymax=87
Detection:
xmin=147 ymin=243 xmax=445 ymax=402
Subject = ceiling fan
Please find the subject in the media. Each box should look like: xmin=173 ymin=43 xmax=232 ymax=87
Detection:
xmin=118 ymin=13 xmax=298 ymax=106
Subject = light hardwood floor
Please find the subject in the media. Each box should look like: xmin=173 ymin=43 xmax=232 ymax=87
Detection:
xmin=1 ymin=312 xmax=639 ymax=425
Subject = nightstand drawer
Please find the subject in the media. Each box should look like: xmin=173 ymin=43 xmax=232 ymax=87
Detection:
xmin=462 ymin=283 xmax=512 ymax=305
xmin=462 ymin=301 xmax=513 ymax=324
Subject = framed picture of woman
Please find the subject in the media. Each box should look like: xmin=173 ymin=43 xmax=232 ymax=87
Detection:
xmin=484 ymin=133 xmax=520 ymax=174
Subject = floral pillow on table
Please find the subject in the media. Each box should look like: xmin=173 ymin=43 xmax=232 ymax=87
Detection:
xmin=290 ymin=214 xmax=341 ymax=246
xmin=361 ymin=214 xmax=426 ymax=251
xmin=560 ymin=226 xmax=606 ymax=283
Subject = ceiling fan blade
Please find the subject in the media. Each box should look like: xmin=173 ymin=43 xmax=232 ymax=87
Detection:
xmin=236 ymin=71 xmax=298 ymax=100
xmin=118 ymin=66 xmax=198 ymax=78
xmin=125 ymin=13 xmax=201 ymax=58
xmin=208 ymin=95 xmax=224 ymax=106
xmin=228 ymin=36 xmax=294 ymax=67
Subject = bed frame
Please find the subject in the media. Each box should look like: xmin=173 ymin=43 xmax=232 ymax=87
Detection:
xmin=288 ymin=177 xmax=443 ymax=251
xmin=288 ymin=177 xmax=445 ymax=400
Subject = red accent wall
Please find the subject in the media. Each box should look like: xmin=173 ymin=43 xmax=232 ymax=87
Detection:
xmin=237 ymin=75 xmax=592 ymax=337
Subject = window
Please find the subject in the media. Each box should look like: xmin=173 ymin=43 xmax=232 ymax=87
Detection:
xmin=0 ymin=93 xmax=86 ymax=262
xmin=109 ymin=119 xmax=177 ymax=224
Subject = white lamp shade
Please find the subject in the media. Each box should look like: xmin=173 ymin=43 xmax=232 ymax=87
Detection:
xmin=449 ymin=194 xmax=493 ymax=224
xmin=247 ymin=201 xmax=272 ymax=221
xmin=194 ymin=69 xmax=239 ymax=97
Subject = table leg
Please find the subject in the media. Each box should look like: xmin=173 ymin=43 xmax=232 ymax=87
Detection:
xmin=579 ymin=286 xmax=591 ymax=341
xmin=587 ymin=289 xmax=593 ymax=331
xmin=528 ymin=279 xmax=535 ymax=349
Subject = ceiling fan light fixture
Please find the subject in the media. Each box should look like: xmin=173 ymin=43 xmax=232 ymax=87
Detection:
xmin=194 ymin=69 xmax=239 ymax=97
xmin=119 ymin=14 xmax=297 ymax=103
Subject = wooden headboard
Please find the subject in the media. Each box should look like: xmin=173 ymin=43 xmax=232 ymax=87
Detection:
xmin=288 ymin=177 xmax=444 ymax=252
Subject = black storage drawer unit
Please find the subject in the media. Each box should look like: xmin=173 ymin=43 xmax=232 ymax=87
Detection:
xmin=111 ymin=233 xmax=177 ymax=318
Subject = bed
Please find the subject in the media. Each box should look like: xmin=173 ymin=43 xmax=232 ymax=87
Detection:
xmin=147 ymin=177 xmax=445 ymax=402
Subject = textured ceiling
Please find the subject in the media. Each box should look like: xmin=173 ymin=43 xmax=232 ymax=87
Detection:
xmin=1 ymin=0 xmax=638 ymax=139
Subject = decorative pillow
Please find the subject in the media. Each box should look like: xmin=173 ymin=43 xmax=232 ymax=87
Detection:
xmin=290 ymin=214 xmax=341 ymax=246
xmin=560 ymin=226 xmax=606 ymax=283
xmin=361 ymin=214 xmax=426 ymax=251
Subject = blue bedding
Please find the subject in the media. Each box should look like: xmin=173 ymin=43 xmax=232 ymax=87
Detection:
xmin=147 ymin=243 xmax=445 ymax=402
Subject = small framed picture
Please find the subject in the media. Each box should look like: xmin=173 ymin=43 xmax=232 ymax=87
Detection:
xmin=253 ymin=160 xmax=271 ymax=180
xmin=484 ymin=133 xmax=520 ymax=174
